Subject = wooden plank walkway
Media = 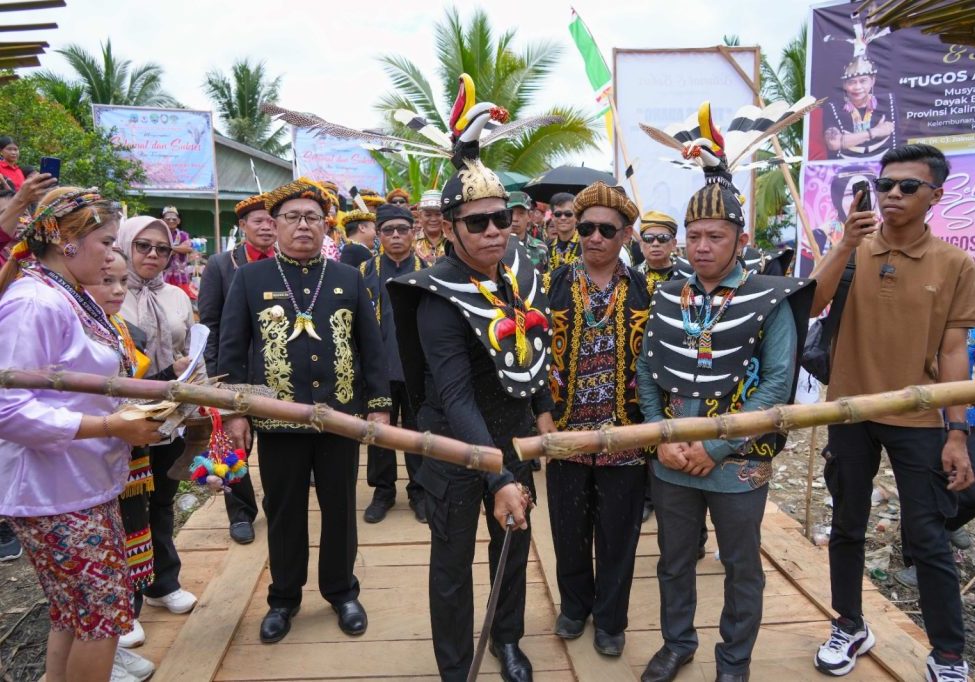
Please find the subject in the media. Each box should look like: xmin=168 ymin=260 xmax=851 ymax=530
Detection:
xmin=133 ymin=451 xmax=931 ymax=681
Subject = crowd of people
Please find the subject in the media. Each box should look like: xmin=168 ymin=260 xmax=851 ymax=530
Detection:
xmin=0 ymin=133 xmax=972 ymax=682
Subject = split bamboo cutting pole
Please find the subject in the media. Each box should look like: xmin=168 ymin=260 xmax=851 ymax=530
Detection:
xmin=512 ymin=380 xmax=975 ymax=461
xmin=0 ymin=369 xmax=503 ymax=473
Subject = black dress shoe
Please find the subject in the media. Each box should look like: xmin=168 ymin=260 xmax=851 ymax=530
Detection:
xmin=715 ymin=672 xmax=749 ymax=682
xmin=229 ymin=521 xmax=255 ymax=545
xmin=489 ymin=641 xmax=532 ymax=682
xmin=409 ymin=498 xmax=427 ymax=524
xmin=363 ymin=497 xmax=393 ymax=524
xmin=260 ymin=606 xmax=299 ymax=644
xmin=642 ymin=501 xmax=654 ymax=523
xmin=641 ymin=645 xmax=695 ymax=682
xmin=594 ymin=628 xmax=625 ymax=656
xmin=554 ymin=612 xmax=585 ymax=639
xmin=332 ymin=599 xmax=367 ymax=636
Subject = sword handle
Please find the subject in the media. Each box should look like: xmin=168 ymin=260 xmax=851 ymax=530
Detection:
xmin=505 ymin=513 xmax=515 ymax=529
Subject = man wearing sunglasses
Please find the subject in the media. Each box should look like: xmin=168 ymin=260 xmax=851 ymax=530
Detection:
xmin=219 ymin=178 xmax=390 ymax=645
xmin=542 ymin=181 xmax=649 ymax=658
xmin=160 ymin=206 xmax=194 ymax=295
xmin=508 ymin=191 xmax=548 ymax=273
xmin=385 ymin=187 xmax=411 ymax=207
xmin=198 ymin=193 xmax=277 ymax=545
xmin=388 ymin=152 xmax=553 ymax=682
xmin=636 ymin=178 xmax=813 ymax=682
xmin=415 ymin=189 xmax=447 ymax=266
xmin=359 ymin=204 xmax=427 ymax=526
xmin=811 ymin=144 xmax=975 ymax=680
xmin=548 ymin=191 xmax=581 ymax=270
xmin=338 ymin=209 xmax=377 ymax=269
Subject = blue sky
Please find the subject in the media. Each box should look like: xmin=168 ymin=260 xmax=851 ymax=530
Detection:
xmin=13 ymin=0 xmax=812 ymax=168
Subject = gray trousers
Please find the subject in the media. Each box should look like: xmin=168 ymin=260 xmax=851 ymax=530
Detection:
xmin=653 ymin=476 xmax=768 ymax=674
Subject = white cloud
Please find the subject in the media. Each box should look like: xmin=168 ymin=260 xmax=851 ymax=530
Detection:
xmin=7 ymin=0 xmax=811 ymax=169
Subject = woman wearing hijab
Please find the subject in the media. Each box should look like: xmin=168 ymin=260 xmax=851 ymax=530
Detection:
xmin=117 ymin=216 xmax=198 ymax=619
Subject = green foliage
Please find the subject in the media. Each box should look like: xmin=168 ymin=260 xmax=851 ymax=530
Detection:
xmin=375 ymin=7 xmax=601 ymax=185
xmin=34 ymin=39 xmax=177 ymax=123
xmin=203 ymin=58 xmax=287 ymax=156
xmin=0 ymin=79 xmax=146 ymax=208
xmin=369 ymin=153 xmax=447 ymax=203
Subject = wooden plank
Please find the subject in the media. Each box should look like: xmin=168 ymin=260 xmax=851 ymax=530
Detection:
xmin=759 ymin=509 xmax=928 ymax=680
xmin=0 ymin=21 xmax=56 ymax=31
xmin=152 ymin=518 xmax=269 ymax=682
xmin=0 ymin=0 xmax=65 ymax=11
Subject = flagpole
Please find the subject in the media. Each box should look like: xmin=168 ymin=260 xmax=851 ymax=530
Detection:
xmin=571 ymin=10 xmax=645 ymax=217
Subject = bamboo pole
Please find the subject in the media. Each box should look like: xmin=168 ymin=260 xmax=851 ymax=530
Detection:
xmin=804 ymin=425 xmax=819 ymax=539
xmin=513 ymin=380 xmax=975 ymax=460
xmin=607 ymin=91 xmax=645 ymax=217
xmin=0 ymin=369 xmax=503 ymax=473
xmin=715 ymin=45 xmax=822 ymax=263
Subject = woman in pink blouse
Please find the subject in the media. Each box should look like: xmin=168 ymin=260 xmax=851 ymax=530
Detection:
xmin=0 ymin=187 xmax=162 ymax=682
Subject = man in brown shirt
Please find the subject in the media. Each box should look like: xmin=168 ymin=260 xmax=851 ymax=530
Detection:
xmin=810 ymin=144 xmax=975 ymax=681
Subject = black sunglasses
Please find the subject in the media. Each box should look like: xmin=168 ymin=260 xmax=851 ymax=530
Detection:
xmin=642 ymin=233 xmax=674 ymax=244
xmin=577 ymin=221 xmax=623 ymax=239
xmin=132 ymin=239 xmax=173 ymax=258
xmin=873 ymin=177 xmax=941 ymax=194
xmin=456 ymin=209 xmax=513 ymax=233
xmin=380 ymin=225 xmax=412 ymax=236
xmin=389 ymin=198 xmax=409 ymax=205
xmin=552 ymin=210 xmax=574 ymax=218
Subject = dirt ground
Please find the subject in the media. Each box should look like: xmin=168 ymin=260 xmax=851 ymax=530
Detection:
xmin=3 ymin=432 xmax=975 ymax=679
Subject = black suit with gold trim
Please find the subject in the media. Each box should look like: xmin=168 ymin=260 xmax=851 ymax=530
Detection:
xmin=217 ymin=253 xmax=390 ymax=612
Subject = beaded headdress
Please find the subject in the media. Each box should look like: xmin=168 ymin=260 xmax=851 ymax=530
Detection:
xmin=338 ymin=209 xmax=376 ymax=230
xmin=264 ymin=177 xmax=334 ymax=215
xmin=573 ymin=181 xmax=639 ymax=224
xmin=234 ymin=193 xmax=267 ymax=219
xmin=358 ymin=189 xmax=385 ymax=208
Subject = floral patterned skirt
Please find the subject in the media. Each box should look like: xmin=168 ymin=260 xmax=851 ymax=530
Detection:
xmin=6 ymin=499 xmax=134 ymax=640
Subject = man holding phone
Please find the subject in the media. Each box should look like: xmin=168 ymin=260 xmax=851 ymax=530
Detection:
xmin=812 ymin=144 xmax=975 ymax=680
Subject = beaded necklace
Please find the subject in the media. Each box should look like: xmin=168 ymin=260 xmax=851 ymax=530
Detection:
xmin=274 ymin=254 xmax=327 ymax=342
xmin=550 ymin=235 xmax=580 ymax=270
xmin=680 ymin=269 xmax=749 ymax=369
xmin=574 ymin=262 xmax=621 ymax=329
xmin=36 ymin=266 xmax=133 ymax=377
xmin=470 ymin=264 xmax=531 ymax=365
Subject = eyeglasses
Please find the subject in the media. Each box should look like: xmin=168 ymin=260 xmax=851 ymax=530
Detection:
xmin=641 ymin=233 xmax=674 ymax=244
xmin=389 ymin=198 xmax=409 ymax=206
xmin=380 ymin=225 xmax=413 ymax=236
xmin=456 ymin=209 xmax=513 ymax=234
xmin=276 ymin=211 xmax=325 ymax=226
xmin=577 ymin=221 xmax=623 ymax=239
xmin=552 ymin=211 xmax=574 ymax=219
xmin=873 ymin=178 xmax=941 ymax=194
xmin=132 ymin=239 xmax=173 ymax=258
xmin=162 ymin=216 xmax=179 ymax=223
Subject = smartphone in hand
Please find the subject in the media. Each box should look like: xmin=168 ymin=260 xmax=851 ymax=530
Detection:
xmin=851 ymin=180 xmax=872 ymax=213
xmin=39 ymin=157 xmax=61 ymax=182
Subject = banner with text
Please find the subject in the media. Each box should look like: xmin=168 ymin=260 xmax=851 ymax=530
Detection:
xmin=613 ymin=48 xmax=759 ymax=241
xmin=93 ymin=105 xmax=215 ymax=192
xmin=799 ymin=0 xmax=975 ymax=273
xmin=291 ymin=127 xmax=385 ymax=194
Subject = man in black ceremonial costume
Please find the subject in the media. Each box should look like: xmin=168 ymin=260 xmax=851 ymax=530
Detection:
xmin=388 ymin=107 xmax=554 ymax=682
xmin=219 ymin=178 xmax=390 ymax=645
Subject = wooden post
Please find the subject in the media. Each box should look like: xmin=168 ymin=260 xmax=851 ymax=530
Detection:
xmin=804 ymin=425 xmax=819 ymax=539
xmin=716 ymin=45 xmax=822 ymax=263
xmin=607 ymin=91 xmax=645 ymax=217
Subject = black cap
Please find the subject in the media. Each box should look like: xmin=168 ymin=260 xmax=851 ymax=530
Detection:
xmin=376 ymin=203 xmax=414 ymax=227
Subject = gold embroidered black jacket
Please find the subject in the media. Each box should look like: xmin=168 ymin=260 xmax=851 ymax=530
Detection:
xmin=217 ymin=254 xmax=391 ymax=433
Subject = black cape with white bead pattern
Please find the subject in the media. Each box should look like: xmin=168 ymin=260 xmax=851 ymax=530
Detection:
xmin=387 ymin=239 xmax=553 ymax=407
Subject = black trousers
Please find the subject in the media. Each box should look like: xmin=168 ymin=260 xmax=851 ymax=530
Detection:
xmin=547 ymin=459 xmax=644 ymax=634
xmin=143 ymin=438 xmax=184 ymax=598
xmin=826 ymin=421 xmax=964 ymax=655
xmin=224 ymin=434 xmax=259 ymax=524
xmin=424 ymin=461 xmax=535 ymax=682
xmin=367 ymin=381 xmax=423 ymax=504
xmin=653 ymin=476 xmax=768 ymax=674
xmin=259 ymin=432 xmax=360 ymax=609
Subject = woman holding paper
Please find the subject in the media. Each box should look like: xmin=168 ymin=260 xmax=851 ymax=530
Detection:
xmin=118 ymin=216 xmax=199 ymax=619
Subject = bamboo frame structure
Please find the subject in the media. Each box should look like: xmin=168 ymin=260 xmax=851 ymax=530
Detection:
xmin=0 ymin=369 xmax=503 ymax=473
xmin=513 ymin=380 xmax=975 ymax=460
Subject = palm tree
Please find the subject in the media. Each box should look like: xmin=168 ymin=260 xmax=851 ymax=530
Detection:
xmin=203 ymin=58 xmax=287 ymax=156
xmin=373 ymin=7 xmax=600 ymax=193
xmin=30 ymin=73 xmax=91 ymax=126
xmin=38 ymin=39 xmax=177 ymax=109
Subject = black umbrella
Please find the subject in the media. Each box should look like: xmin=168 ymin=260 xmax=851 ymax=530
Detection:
xmin=522 ymin=165 xmax=617 ymax=203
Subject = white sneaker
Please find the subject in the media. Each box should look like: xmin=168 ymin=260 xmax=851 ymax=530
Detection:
xmin=144 ymin=588 xmax=197 ymax=614
xmin=114 ymin=647 xmax=155 ymax=681
xmin=814 ymin=618 xmax=875 ymax=676
xmin=110 ymin=661 xmax=139 ymax=682
xmin=925 ymin=654 xmax=969 ymax=681
xmin=119 ymin=619 xmax=145 ymax=648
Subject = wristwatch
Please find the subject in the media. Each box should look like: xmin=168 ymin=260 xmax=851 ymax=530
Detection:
xmin=946 ymin=421 xmax=971 ymax=435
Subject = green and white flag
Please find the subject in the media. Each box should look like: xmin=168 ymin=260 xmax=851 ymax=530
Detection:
xmin=569 ymin=9 xmax=614 ymax=143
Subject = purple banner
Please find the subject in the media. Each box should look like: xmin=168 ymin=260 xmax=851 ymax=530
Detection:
xmin=291 ymin=127 xmax=384 ymax=194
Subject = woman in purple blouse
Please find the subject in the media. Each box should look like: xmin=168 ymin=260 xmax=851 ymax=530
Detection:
xmin=0 ymin=186 xmax=162 ymax=682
